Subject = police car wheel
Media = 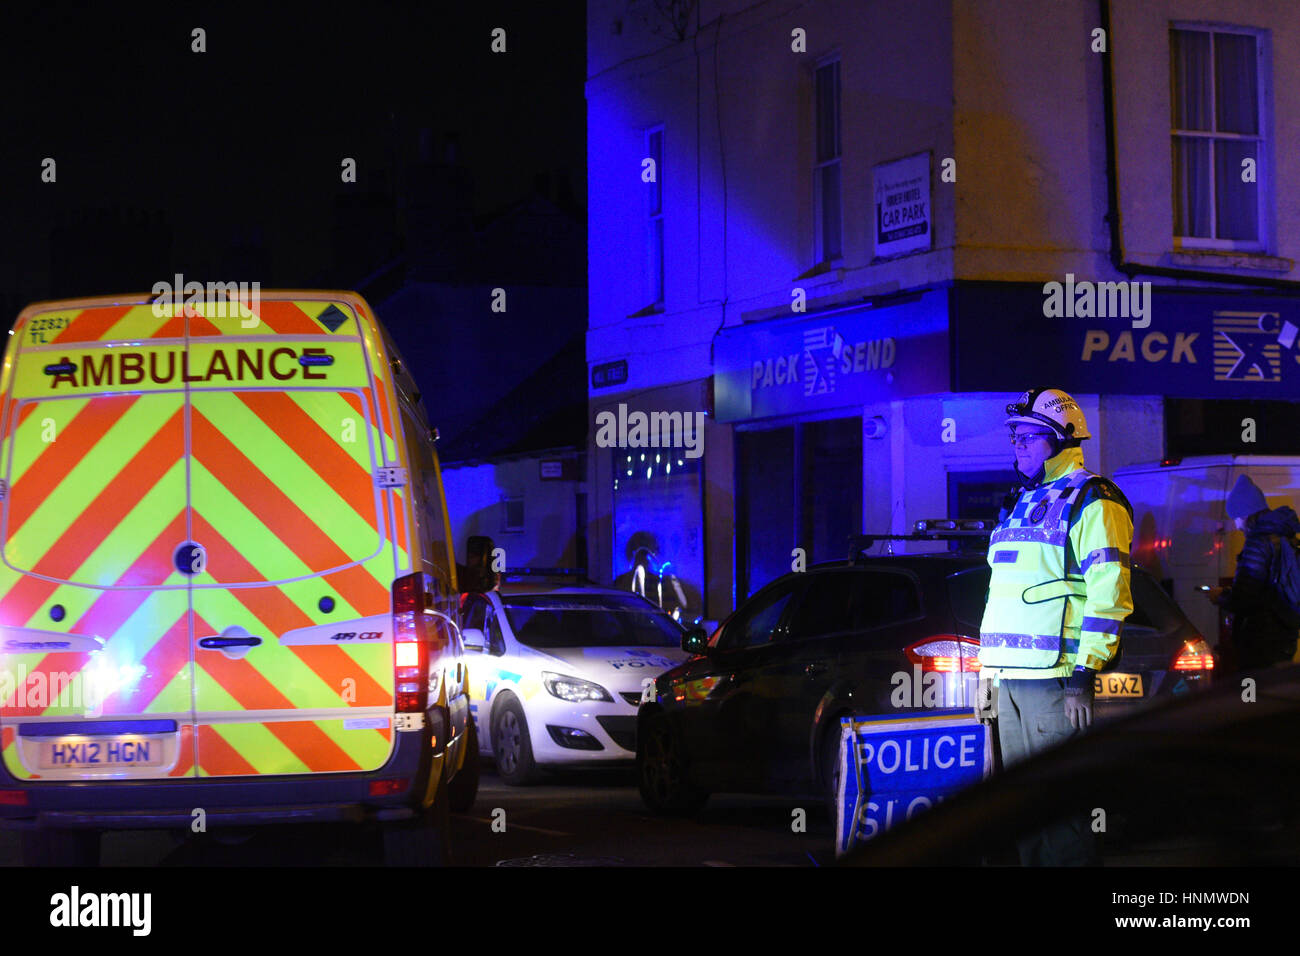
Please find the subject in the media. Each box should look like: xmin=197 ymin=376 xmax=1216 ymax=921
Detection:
xmin=382 ymin=793 xmax=451 ymax=866
xmin=638 ymin=714 xmax=708 ymax=815
xmin=448 ymin=718 xmax=481 ymax=812
xmin=492 ymin=698 xmax=538 ymax=786
xmin=21 ymin=828 xmax=100 ymax=867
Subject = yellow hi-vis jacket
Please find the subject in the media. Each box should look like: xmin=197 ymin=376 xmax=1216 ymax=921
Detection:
xmin=977 ymin=446 xmax=1135 ymax=680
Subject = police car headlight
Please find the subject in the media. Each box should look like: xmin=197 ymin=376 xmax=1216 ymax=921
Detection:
xmin=542 ymin=672 xmax=613 ymax=703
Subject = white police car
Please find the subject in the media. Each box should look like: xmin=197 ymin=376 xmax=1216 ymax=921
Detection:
xmin=459 ymin=584 xmax=690 ymax=784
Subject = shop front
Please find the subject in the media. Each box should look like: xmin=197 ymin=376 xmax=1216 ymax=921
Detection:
xmin=713 ymin=288 xmax=951 ymax=598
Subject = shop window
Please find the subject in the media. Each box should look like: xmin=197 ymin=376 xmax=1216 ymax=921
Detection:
xmin=611 ymin=448 xmax=704 ymax=622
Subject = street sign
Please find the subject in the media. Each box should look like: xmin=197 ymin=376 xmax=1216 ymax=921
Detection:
xmin=591 ymin=359 xmax=628 ymax=390
xmin=835 ymin=708 xmax=993 ymax=857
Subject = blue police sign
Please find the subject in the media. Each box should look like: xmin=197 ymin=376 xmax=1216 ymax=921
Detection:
xmin=836 ymin=709 xmax=993 ymax=856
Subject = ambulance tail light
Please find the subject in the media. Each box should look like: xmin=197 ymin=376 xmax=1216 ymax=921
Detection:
xmin=393 ymin=572 xmax=437 ymax=713
xmin=906 ymin=635 xmax=982 ymax=673
xmin=0 ymin=790 xmax=28 ymax=806
xmin=1171 ymin=637 xmax=1215 ymax=671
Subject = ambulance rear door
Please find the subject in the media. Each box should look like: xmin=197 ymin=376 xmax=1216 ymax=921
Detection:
xmin=186 ymin=297 xmax=407 ymax=778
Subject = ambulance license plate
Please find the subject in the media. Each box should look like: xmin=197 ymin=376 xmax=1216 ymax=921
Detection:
xmin=1093 ymin=673 xmax=1143 ymax=699
xmin=37 ymin=736 xmax=164 ymax=770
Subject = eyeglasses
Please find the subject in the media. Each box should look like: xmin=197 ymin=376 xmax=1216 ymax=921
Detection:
xmin=1009 ymin=432 xmax=1054 ymax=448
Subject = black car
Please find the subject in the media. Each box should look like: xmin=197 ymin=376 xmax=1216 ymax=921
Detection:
xmin=840 ymin=663 xmax=1300 ymax=866
xmin=636 ymin=534 xmax=1213 ymax=815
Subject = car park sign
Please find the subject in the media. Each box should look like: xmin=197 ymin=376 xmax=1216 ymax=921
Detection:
xmin=835 ymin=709 xmax=993 ymax=856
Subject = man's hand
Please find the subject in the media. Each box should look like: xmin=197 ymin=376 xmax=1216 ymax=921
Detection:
xmin=1064 ymin=667 xmax=1095 ymax=730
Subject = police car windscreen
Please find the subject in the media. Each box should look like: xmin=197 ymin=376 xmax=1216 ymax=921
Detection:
xmin=502 ymin=595 xmax=682 ymax=649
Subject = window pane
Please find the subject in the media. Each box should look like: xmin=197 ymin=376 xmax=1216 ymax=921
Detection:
xmin=463 ymin=597 xmax=486 ymax=631
xmin=1170 ymin=30 xmax=1211 ymax=130
xmin=502 ymin=599 xmax=683 ymax=649
xmin=1172 ymin=136 xmax=1211 ymax=237
xmin=611 ymin=449 xmax=704 ymax=621
xmin=948 ymin=566 xmax=991 ymax=634
xmin=648 ymin=217 xmax=664 ymax=301
xmin=786 ymin=572 xmax=856 ymax=640
xmin=818 ymin=161 xmax=842 ymax=260
xmin=1215 ymin=32 xmax=1258 ymax=134
xmin=731 ymin=581 xmax=800 ymax=648
xmin=815 ymin=61 xmax=840 ymax=162
xmin=1215 ymin=139 xmax=1258 ymax=240
xmin=788 ymin=570 xmax=920 ymax=640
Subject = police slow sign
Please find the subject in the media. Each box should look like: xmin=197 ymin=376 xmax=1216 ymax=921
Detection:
xmin=835 ymin=709 xmax=993 ymax=856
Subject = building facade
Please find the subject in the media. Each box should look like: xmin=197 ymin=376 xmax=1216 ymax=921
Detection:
xmin=586 ymin=0 xmax=1300 ymax=622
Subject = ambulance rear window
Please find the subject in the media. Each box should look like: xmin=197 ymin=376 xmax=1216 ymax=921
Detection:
xmin=2 ymin=393 xmax=187 ymax=587
xmin=188 ymin=389 xmax=384 ymax=583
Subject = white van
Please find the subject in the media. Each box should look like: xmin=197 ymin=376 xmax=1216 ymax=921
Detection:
xmin=1113 ymin=456 xmax=1300 ymax=654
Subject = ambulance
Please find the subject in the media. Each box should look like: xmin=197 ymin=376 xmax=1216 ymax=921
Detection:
xmin=1114 ymin=455 xmax=1300 ymax=657
xmin=0 ymin=290 xmax=476 ymax=865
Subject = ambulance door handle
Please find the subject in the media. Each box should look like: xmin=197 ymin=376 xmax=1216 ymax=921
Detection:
xmin=199 ymin=636 xmax=262 ymax=649
xmin=198 ymin=626 xmax=263 ymax=661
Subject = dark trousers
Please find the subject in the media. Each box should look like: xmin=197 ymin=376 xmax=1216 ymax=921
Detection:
xmin=996 ymin=677 xmax=1100 ymax=866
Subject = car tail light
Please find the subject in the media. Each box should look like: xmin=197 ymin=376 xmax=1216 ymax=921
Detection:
xmin=392 ymin=572 xmax=449 ymax=713
xmin=905 ymin=635 xmax=981 ymax=672
xmin=368 ymin=778 xmax=409 ymax=796
xmin=0 ymin=790 xmax=28 ymax=806
xmin=1172 ymin=637 xmax=1215 ymax=671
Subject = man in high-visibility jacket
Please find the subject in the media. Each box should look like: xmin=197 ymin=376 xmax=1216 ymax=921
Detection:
xmin=976 ymin=387 xmax=1134 ymax=866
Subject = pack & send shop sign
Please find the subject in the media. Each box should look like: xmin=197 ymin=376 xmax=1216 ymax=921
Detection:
xmin=712 ymin=289 xmax=949 ymax=421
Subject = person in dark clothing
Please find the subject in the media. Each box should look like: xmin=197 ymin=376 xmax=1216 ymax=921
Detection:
xmin=457 ymin=535 xmax=500 ymax=594
xmin=1211 ymin=476 xmax=1300 ymax=671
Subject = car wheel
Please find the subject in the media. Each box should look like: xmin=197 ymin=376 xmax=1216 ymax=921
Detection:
xmin=638 ymin=713 xmax=708 ymax=815
xmin=448 ymin=717 xmax=481 ymax=812
xmin=21 ymin=828 xmax=101 ymax=867
xmin=381 ymin=790 xmax=451 ymax=866
xmin=492 ymin=697 xmax=538 ymax=786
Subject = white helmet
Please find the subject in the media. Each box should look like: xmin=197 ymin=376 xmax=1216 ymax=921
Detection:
xmin=1005 ymin=387 xmax=1090 ymax=441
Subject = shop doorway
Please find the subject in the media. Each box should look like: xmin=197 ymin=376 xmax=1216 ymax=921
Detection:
xmin=736 ymin=416 xmax=862 ymax=600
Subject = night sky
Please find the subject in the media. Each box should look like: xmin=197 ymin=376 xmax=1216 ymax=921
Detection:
xmin=0 ymin=2 xmax=586 ymax=313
